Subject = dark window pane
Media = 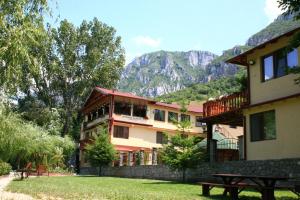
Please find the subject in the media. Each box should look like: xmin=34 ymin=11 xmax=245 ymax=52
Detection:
xmin=154 ymin=109 xmax=165 ymax=121
xmin=156 ymin=131 xmax=167 ymax=144
xmin=196 ymin=116 xmax=204 ymax=127
xmin=264 ymin=111 xmax=276 ymax=140
xmin=275 ymin=51 xmax=286 ymax=77
xmin=168 ymin=112 xmax=178 ymax=123
xmin=133 ymin=105 xmax=147 ymax=117
xmin=250 ymin=110 xmax=276 ymax=141
xmin=181 ymin=114 xmax=190 ymax=122
xmin=287 ymin=49 xmax=298 ymax=68
xmin=114 ymin=102 xmax=131 ymax=115
xmin=263 ymin=55 xmax=274 ymax=81
xmin=113 ymin=126 xmax=129 ymax=139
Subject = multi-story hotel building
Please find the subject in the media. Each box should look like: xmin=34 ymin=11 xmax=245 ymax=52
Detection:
xmin=79 ymin=87 xmax=206 ymax=167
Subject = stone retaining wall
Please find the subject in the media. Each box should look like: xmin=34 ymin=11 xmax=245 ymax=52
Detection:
xmin=80 ymin=158 xmax=300 ymax=182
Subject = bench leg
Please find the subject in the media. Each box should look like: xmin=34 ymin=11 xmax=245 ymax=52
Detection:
xmin=229 ymin=187 xmax=239 ymax=200
xmin=261 ymin=188 xmax=275 ymax=200
xmin=202 ymin=184 xmax=210 ymax=196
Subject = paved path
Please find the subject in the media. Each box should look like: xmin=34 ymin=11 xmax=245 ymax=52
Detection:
xmin=0 ymin=173 xmax=34 ymax=200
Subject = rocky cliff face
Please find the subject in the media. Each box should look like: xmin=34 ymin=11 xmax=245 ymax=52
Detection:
xmin=119 ymin=50 xmax=239 ymax=97
xmin=118 ymin=13 xmax=300 ymax=97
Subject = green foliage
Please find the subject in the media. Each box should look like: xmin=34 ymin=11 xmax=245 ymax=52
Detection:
xmin=160 ymin=134 xmax=205 ymax=182
xmin=0 ymin=161 xmax=12 ymax=176
xmin=85 ymin=126 xmax=116 ymax=175
xmin=0 ymin=0 xmax=48 ymax=93
xmin=0 ymin=103 xmax=75 ymax=169
xmin=156 ymin=69 xmax=246 ymax=103
xmin=161 ymin=105 xmax=205 ymax=182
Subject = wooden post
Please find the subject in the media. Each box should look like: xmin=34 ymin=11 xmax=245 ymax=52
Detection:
xmin=206 ymin=123 xmax=213 ymax=162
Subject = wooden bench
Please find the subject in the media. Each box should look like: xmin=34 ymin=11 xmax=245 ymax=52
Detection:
xmin=199 ymin=182 xmax=260 ymax=200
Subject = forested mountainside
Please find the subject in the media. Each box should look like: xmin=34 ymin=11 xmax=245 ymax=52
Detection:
xmin=118 ymin=13 xmax=300 ymax=99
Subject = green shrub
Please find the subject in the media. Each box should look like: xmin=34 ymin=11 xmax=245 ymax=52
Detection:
xmin=0 ymin=161 xmax=12 ymax=176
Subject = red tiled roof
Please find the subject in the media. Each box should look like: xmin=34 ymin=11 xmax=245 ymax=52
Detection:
xmin=92 ymin=87 xmax=203 ymax=114
xmin=114 ymin=145 xmax=151 ymax=152
xmin=95 ymin=87 xmax=152 ymax=102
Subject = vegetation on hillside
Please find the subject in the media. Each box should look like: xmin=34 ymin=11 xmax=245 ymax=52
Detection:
xmin=156 ymin=69 xmax=246 ymax=103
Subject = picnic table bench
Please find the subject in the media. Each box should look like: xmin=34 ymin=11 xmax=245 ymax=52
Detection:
xmin=199 ymin=173 xmax=299 ymax=200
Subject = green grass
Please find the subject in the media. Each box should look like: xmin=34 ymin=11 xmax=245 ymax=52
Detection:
xmin=6 ymin=176 xmax=298 ymax=200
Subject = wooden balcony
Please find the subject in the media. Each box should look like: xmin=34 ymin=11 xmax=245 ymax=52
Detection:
xmin=203 ymin=91 xmax=249 ymax=118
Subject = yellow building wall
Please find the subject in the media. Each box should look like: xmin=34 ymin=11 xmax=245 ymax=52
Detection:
xmin=111 ymin=125 xmax=176 ymax=149
xmin=244 ymin=97 xmax=300 ymax=160
xmin=247 ymin=36 xmax=300 ymax=105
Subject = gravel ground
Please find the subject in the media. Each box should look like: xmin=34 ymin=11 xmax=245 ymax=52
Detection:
xmin=0 ymin=173 xmax=34 ymax=200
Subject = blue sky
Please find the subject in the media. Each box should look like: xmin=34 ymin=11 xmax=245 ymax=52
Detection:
xmin=48 ymin=0 xmax=284 ymax=64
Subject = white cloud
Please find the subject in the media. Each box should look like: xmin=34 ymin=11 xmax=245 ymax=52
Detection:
xmin=132 ymin=36 xmax=162 ymax=48
xmin=264 ymin=0 xmax=285 ymax=22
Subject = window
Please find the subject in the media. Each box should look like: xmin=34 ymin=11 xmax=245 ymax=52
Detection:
xmin=156 ymin=132 xmax=168 ymax=144
xmin=262 ymin=48 xmax=298 ymax=81
xmin=113 ymin=126 xmax=129 ymax=139
xmin=195 ymin=116 xmax=204 ymax=127
xmin=114 ymin=102 xmax=131 ymax=115
xmin=154 ymin=109 xmax=165 ymax=121
xmin=250 ymin=110 xmax=276 ymax=141
xmin=133 ymin=105 xmax=147 ymax=117
xmin=168 ymin=112 xmax=178 ymax=123
xmin=181 ymin=114 xmax=190 ymax=122
xmin=92 ymin=110 xmax=97 ymax=119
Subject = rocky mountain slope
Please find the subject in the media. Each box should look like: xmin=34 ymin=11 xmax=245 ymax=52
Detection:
xmin=118 ymin=13 xmax=300 ymax=98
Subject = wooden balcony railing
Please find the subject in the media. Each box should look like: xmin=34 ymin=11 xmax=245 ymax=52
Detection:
xmin=203 ymin=91 xmax=249 ymax=117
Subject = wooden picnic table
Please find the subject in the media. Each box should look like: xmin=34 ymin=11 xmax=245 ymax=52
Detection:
xmin=213 ymin=173 xmax=289 ymax=200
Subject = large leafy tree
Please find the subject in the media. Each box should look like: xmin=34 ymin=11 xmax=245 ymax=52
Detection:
xmin=0 ymin=0 xmax=48 ymax=93
xmin=50 ymin=19 xmax=125 ymax=136
xmin=85 ymin=126 xmax=116 ymax=176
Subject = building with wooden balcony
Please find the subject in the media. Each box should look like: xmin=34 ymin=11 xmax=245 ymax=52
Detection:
xmin=202 ymin=27 xmax=300 ymax=161
xmin=79 ymin=87 xmax=206 ymax=167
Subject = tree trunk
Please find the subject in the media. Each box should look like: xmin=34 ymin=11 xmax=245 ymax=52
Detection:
xmin=98 ymin=166 xmax=102 ymax=177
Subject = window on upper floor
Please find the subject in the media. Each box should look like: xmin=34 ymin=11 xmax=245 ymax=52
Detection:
xmin=154 ymin=109 xmax=165 ymax=121
xmin=195 ymin=116 xmax=205 ymax=127
xmin=114 ymin=102 xmax=131 ymax=115
xmin=250 ymin=110 xmax=276 ymax=142
xmin=168 ymin=111 xmax=178 ymax=123
xmin=262 ymin=48 xmax=298 ymax=81
xmin=113 ymin=125 xmax=129 ymax=139
xmin=133 ymin=105 xmax=147 ymax=118
xmin=181 ymin=114 xmax=190 ymax=122
xmin=156 ymin=131 xmax=168 ymax=144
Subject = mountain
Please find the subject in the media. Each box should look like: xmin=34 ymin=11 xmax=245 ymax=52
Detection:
xmin=118 ymin=13 xmax=300 ymax=98
xmin=119 ymin=50 xmax=241 ymax=97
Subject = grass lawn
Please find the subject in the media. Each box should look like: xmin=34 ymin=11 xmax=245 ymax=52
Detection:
xmin=6 ymin=176 xmax=298 ymax=200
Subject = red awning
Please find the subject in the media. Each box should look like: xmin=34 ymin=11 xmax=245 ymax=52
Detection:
xmin=114 ymin=145 xmax=151 ymax=152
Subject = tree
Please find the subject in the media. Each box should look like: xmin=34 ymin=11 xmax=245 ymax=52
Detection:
xmin=85 ymin=126 xmax=116 ymax=176
xmin=161 ymin=103 xmax=206 ymax=182
xmin=278 ymin=0 xmax=300 ymax=84
xmin=0 ymin=0 xmax=48 ymax=93
xmin=160 ymin=134 xmax=205 ymax=182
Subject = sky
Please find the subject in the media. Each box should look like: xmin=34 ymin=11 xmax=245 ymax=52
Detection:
xmin=48 ymin=0 xmax=284 ymax=64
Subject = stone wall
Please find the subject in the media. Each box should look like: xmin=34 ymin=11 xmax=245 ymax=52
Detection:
xmin=80 ymin=158 xmax=300 ymax=183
